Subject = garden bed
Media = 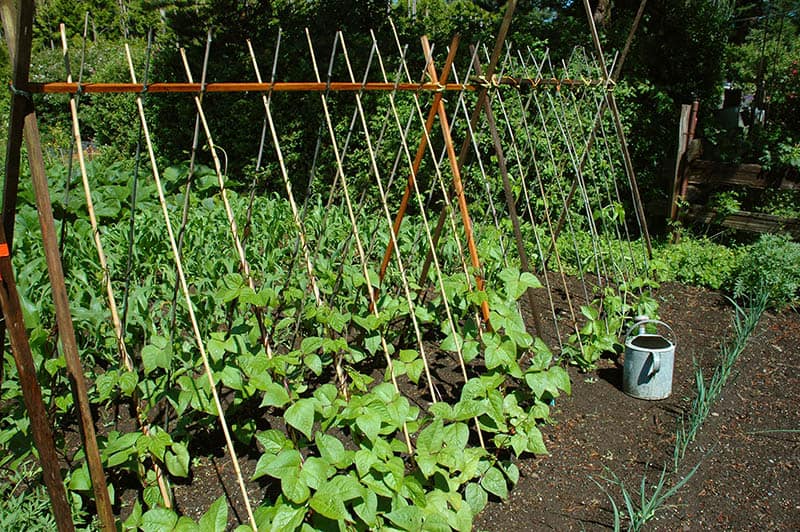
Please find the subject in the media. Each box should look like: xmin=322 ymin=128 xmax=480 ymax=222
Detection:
xmin=475 ymin=282 xmax=800 ymax=531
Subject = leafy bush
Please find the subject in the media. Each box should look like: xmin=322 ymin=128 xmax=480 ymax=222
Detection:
xmin=652 ymin=237 xmax=740 ymax=290
xmin=732 ymin=233 xmax=800 ymax=308
xmin=0 ymin=464 xmax=58 ymax=531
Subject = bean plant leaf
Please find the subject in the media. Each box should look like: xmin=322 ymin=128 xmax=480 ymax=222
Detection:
xmin=309 ymin=478 xmax=350 ymax=520
xmin=198 ymin=496 xmax=228 ymax=532
xmin=386 ymin=503 xmax=424 ymax=531
xmin=285 ymin=398 xmax=316 ymax=439
xmin=260 ymin=382 xmax=290 ymax=408
xmin=465 ymin=482 xmax=488 ymax=514
xmin=269 ymin=502 xmax=305 ymax=532
xmin=253 ymin=449 xmax=302 ymax=481
xmin=141 ymin=508 xmax=178 ymax=532
xmin=165 ymin=441 xmax=190 ymax=478
xmin=141 ymin=337 xmax=172 ymax=375
xmin=481 ymin=466 xmax=508 ymax=499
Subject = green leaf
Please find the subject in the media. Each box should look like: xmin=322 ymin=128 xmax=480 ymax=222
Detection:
xmin=309 ymin=479 xmax=350 ymax=521
xmin=69 ymin=466 xmax=91 ymax=491
xmin=253 ymin=449 xmax=302 ymax=481
xmin=356 ymin=412 xmax=380 ymax=441
xmin=465 ymin=482 xmax=488 ymax=515
xmin=315 ymin=433 xmax=347 ymax=468
xmin=142 ymin=338 xmax=172 ymax=375
xmin=165 ymin=442 xmax=190 ymax=478
xmin=285 ymin=398 xmax=316 ymax=439
xmin=386 ymin=503 xmax=424 ymax=531
xmin=173 ymin=517 xmax=200 ymax=532
xmin=260 ymin=382 xmax=290 ymax=408
xmin=198 ymin=496 xmax=228 ymax=532
xmin=142 ymin=508 xmax=178 ymax=532
xmin=269 ymin=502 xmax=305 ymax=532
xmin=481 ymin=466 xmax=508 ymax=499
xmin=353 ymin=489 xmax=378 ymax=526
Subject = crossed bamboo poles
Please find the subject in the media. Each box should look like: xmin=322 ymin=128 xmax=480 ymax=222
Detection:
xmin=1 ymin=8 xmax=653 ymax=529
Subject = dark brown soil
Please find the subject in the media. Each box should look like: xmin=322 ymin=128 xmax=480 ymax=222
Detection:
xmin=474 ymin=282 xmax=800 ymax=531
xmin=143 ymin=282 xmax=799 ymax=530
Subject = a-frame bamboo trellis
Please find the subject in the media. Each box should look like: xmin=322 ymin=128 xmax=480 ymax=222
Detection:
xmin=0 ymin=0 xmax=652 ymax=529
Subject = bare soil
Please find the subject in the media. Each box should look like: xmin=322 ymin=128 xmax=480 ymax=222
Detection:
xmin=475 ymin=282 xmax=800 ymax=531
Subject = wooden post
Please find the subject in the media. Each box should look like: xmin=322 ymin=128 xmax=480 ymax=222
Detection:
xmin=472 ymin=52 xmax=545 ymax=338
xmin=670 ymin=104 xmax=692 ymax=223
xmin=417 ymin=0 xmax=517 ymax=291
xmin=422 ymin=36 xmax=491 ymax=324
xmin=378 ymin=34 xmax=460 ymax=284
xmin=0 ymin=2 xmax=115 ymax=528
xmin=0 ymin=9 xmax=75 ymax=520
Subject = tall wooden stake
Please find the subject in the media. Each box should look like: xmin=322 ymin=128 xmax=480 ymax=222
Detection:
xmin=1 ymin=1 xmax=115 ymax=529
xmin=417 ymin=0 xmax=517 ymax=294
xmin=472 ymin=52 xmax=544 ymax=337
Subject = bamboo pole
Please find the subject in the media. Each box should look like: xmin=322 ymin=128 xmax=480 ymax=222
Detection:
xmin=23 ymin=78 xmax=605 ymax=96
xmin=338 ymin=31 xmax=440 ymax=405
xmin=28 ymin=80 xmax=472 ymax=94
xmin=0 ymin=229 xmax=75 ymax=531
xmin=305 ymin=29 xmax=413 ymax=453
xmin=60 ymin=24 xmax=132 ymax=372
xmin=125 ymin=46 xmax=258 ymax=531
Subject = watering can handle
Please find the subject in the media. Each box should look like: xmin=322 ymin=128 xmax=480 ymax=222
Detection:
xmin=623 ymin=319 xmax=677 ymax=345
xmin=649 ymin=352 xmax=661 ymax=377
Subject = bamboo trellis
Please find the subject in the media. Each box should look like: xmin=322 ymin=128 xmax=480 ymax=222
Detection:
xmin=0 ymin=0 xmax=654 ymax=528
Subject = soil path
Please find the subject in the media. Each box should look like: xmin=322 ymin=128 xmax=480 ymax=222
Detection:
xmin=475 ymin=282 xmax=800 ymax=531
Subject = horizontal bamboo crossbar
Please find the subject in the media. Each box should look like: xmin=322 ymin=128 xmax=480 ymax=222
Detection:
xmin=20 ymin=77 xmax=608 ymax=95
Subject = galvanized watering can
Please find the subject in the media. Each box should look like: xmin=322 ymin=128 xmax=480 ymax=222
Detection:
xmin=622 ymin=316 xmax=676 ymax=400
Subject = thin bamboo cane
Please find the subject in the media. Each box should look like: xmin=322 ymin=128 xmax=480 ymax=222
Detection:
xmin=124 ymin=45 xmax=258 ymax=530
xmin=370 ymin=31 xmax=486 ymax=449
xmin=60 ymin=25 xmax=132 ymax=373
xmin=415 ymin=0 xmax=517 ymax=305
xmin=305 ymin=28 xmax=413 ymax=453
xmin=522 ymin=50 xmax=592 ymax=306
xmin=178 ymin=48 xmax=276 ymax=365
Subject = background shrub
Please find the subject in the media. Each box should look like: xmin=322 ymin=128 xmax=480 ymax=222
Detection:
xmin=732 ymin=233 xmax=800 ymax=308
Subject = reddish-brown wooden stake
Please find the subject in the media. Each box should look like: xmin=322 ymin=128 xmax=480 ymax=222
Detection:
xmin=417 ymin=0 xmax=517 ymax=293
xmin=422 ymin=36 xmax=491 ymax=324
xmin=0 ymin=11 xmax=73 ymax=527
xmin=0 ymin=228 xmax=75 ymax=532
xmin=378 ymin=34 xmax=461 ymax=284
xmin=1 ymin=1 xmax=114 ymax=529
